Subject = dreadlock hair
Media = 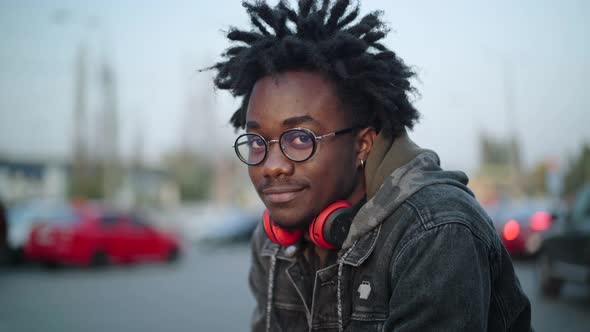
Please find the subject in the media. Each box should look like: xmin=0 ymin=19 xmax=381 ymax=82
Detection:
xmin=212 ymin=0 xmax=419 ymax=137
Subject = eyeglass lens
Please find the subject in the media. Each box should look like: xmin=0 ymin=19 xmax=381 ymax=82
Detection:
xmin=234 ymin=129 xmax=315 ymax=165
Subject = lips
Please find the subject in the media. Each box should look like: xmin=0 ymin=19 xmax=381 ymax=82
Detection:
xmin=261 ymin=186 xmax=306 ymax=204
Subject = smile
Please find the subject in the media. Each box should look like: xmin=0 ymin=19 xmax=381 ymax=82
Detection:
xmin=262 ymin=186 xmax=306 ymax=204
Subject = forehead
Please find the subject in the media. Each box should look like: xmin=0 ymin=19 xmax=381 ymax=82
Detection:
xmin=246 ymin=71 xmax=347 ymax=132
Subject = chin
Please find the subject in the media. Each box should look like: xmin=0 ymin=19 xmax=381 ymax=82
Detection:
xmin=267 ymin=208 xmax=311 ymax=231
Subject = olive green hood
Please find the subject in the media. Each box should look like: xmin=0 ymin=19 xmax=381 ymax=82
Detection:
xmin=341 ymin=131 xmax=471 ymax=249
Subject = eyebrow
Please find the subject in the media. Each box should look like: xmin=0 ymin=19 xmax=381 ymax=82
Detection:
xmin=282 ymin=115 xmax=317 ymax=127
xmin=246 ymin=121 xmax=260 ymax=130
xmin=246 ymin=115 xmax=318 ymax=131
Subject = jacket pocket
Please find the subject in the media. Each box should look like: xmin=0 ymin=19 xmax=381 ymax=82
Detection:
xmin=347 ymin=318 xmax=385 ymax=332
xmin=346 ymin=311 xmax=386 ymax=332
xmin=274 ymin=302 xmax=309 ymax=332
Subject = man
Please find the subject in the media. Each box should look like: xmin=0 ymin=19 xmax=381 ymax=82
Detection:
xmin=211 ymin=1 xmax=532 ymax=331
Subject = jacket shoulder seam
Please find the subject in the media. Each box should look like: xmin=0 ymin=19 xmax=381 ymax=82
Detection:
xmin=404 ymin=199 xmax=428 ymax=231
xmin=391 ymin=221 xmax=491 ymax=269
xmin=404 ymin=193 xmax=494 ymax=249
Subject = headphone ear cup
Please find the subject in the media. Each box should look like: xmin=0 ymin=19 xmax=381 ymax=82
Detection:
xmin=309 ymin=200 xmax=352 ymax=249
xmin=263 ymin=210 xmax=303 ymax=246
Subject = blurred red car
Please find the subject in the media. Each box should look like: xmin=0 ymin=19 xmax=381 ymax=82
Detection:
xmin=24 ymin=203 xmax=180 ymax=267
xmin=487 ymin=200 xmax=555 ymax=257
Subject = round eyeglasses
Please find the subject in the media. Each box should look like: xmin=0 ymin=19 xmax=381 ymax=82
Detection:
xmin=233 ymin=127 xmax=358 ymax=166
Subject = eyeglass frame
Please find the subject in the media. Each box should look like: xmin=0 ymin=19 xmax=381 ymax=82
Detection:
xmin=233 ymin=126 xmax=360 ymax=166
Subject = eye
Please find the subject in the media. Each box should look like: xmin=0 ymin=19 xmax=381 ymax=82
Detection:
xmin=248 ymin=136 xmax=266 ymax=151
xmin=293 ymin=134 xmax=311 ymax=145
xmin=284 ymin=131 xmax=313 ymax=150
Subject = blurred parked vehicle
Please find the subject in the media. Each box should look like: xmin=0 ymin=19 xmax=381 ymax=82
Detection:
xmin=198 ymin=208 xmax=260 ymax=244
xmin=0 ymin=199 xmax=8 ymax=264
xmin=538 ymin=185 xmax=590 ymax=298
xmin=487 ymin=199 xmax=556 ymax=257
xmin=6 ymin=198 xmax=72 ymax=263
xmin=24 ymin=203 xmax=180 ymax=267
xmin=181 ymin=204 xmax=261 ymax=244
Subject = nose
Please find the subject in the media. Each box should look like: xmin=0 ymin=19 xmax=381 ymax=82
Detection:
xmin=262 ymin=143 xmax=294 ymax=178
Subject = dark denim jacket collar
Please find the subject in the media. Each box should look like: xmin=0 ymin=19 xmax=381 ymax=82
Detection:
xmin=260 ymin=240 xmax=296 ymax=261
xmin=259 ymin=225 xmax=382 ymax=267
xmin=339 ymin=224 xmax=381 ymax=266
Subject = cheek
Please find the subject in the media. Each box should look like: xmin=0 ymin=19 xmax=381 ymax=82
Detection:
xmin=247 ymin=167 xmax=262 ymax=189
xmin=308 ymin=148 xmax=357 ymax=193
xmin=321 ymin=142 xmax=357 ymax=173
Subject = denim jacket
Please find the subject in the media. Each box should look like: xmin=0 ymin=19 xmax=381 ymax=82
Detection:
xmin=249 ymin=134 xmax=532 ymax=332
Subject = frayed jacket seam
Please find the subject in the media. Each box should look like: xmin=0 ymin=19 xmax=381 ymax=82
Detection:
xmin=391 ymin=220 xmax=492 ymax=270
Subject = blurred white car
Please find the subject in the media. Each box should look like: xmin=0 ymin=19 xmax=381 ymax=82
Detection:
xmin=7 ymin=198 xmax=71 ymax=262
xmin=179 ymin=203 xmax=261 ymax=244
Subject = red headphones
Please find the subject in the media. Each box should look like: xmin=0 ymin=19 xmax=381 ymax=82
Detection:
xmin=262 ymin=200 xmax=353 ymax=250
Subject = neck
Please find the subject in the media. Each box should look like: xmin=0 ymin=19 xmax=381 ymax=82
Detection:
xmin=348 ymin=168 xmax=367 ymax=205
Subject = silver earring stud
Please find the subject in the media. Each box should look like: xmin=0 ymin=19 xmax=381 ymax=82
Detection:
xmin=360 ymin=160 xmax=365 ymax=168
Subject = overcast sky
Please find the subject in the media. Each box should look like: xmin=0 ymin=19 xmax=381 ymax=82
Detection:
xmin=1 ymin=0 xmax=588 ymax=173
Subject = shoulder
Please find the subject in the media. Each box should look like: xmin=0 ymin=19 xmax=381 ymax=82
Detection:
xmin=378 ymin=183 xmax=501 ymax=261
xmin=408 ymin=184 xmax=497 ymax=245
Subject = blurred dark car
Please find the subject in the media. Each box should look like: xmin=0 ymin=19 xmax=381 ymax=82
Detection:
xmin=487 ymin=199 xmax=555 ymax=257
xmin=24 ymin=203 xmax=180 ymax=267
xmin=0 ymin=199 xmax=8 ymax=264
xmin=538 ymin=185 xmax=590 ymax=298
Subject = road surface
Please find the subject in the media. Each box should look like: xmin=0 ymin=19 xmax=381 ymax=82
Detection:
xmin=1 ymin=244 xmax=588 ymax=331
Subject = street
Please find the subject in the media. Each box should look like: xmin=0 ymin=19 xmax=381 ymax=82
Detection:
xmin=0 ymin=244 xmax=254 ymax=332
xmin=514 ymin=259 xmax=590 ymax=332
xmin=1 ymin=244 xmax=589 ymax=332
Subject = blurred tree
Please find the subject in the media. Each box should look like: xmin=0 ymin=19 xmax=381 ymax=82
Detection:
xmin=162 ymin=149 xmax=213 ymax=201
xmin=526 ymin=162 xmax=548 ymax=196
xmin=563 ymin=144 xmax=590 ymax=197
xmin=69 ymin=165 xmax=105 ymax=200
xmin=475 ymin=133 xmax=524 ymax=199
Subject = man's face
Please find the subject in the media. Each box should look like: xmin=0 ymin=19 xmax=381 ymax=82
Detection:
xmin=245 ymin=71 xmax=364 ymax=229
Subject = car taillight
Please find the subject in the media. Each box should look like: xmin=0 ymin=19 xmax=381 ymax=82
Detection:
xmin=503 ymin=220 xmax=520 ymax=241
xmin=530 ymin=211 xmax=551 ymax=231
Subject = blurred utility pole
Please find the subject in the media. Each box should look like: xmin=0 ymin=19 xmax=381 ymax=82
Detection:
xmin=181 ymin=63 xmax=215 ymax=156
xmin=54 ymin=10 xmax=96 ymax=198
xmin=132 ymin=119 xmax=145 ymax=170
xmin=54 ymin=11 xmax=121 ymax=201
xmin=502 ymin=60 xmax=524 ymax=197
xmin=99 ymin=54 xmax=121 ymax=202
xmin=71 ymin=42 xmax=89 ymax=197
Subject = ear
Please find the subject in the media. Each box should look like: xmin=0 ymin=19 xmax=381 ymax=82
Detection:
xmin=355 ymin=127 xmax=377 ymax=168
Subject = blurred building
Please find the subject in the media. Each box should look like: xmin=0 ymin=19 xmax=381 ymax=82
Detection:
xmin=212 ymin=157 xmax=259 ymax=208
xmin=0 ymin=157 xmax=68 ymax=204
xmin=117 ymin=166 xmax=180 ymax=209
xmin=0 ymin=154 xmax=178 ymax=209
